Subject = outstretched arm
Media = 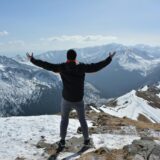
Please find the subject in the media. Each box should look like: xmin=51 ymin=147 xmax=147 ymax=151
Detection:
xmin=83 ymin=52 xmax=116 ymax=73
xmin=26 ymin=52 xmax=60 ymax=72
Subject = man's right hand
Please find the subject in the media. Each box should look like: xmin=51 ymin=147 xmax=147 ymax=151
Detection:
xmin=109 ymin=51 xmax=116 ymax=59
xmin=26 ymin=52 xmax=33 ymax=61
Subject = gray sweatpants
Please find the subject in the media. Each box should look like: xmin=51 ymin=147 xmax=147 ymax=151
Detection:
xmin=60 ymin=98 xmax=89 ymax=140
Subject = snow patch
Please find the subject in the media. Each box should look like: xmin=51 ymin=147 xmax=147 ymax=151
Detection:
xmin=100 ymin=90 xmax=160 ymax=123
xmin=90 ymin=106 xmax=100 ymax=113
xmin=157 ymin=82 xmax=160 ymax=89
xmin=0 ymin=64 xmax=5 ymax=71
xmin=140 ymin=85 xmax=148 ymax=92
xmin=157 ymin=93 xmax=160 ymax=98
xmin=118 ymin=50 xmax=160 ymax=76
xmin=0 ymin=115 xmax=92 ymax=160
xmin=92 ymin=134 xmax=140 ymax=149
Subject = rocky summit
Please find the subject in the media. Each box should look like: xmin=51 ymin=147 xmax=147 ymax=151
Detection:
xmin=30 ymin=107 xmax=160 ymax=160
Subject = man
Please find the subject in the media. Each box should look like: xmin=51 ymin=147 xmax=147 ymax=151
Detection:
xmin=26 ymin=49 xmax=116 ymax=149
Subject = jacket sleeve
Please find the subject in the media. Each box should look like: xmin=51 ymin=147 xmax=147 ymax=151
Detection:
xmin=83 ymin=56 xmax=112 ymax=73
xmin=30 ymin=57 xmax=61 ymax=72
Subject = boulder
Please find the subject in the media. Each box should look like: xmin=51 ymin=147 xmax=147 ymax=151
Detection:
xmin=123 ymin=138 xmax=160 ymax=160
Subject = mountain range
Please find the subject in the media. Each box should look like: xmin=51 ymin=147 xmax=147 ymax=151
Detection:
xmin=31 ymin=43 xmax=160 ymax=97
xmin=0 ymin=43 xmax=160 ymax=116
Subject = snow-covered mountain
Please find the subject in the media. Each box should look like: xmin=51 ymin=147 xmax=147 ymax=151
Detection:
xmin=0 ymin=56 xmax=106 ymax=117
xmin=33 ymin=43 xmax=160 ymax=76
xmin=100 ymin=82 xmax=160 ymax=123
xmin=15 ymin=43 xmax=160 ymax=76
xmin=15 ymin=43 xmax=160 ymax=98
xmin=0 ymin=55 xmax=62 ymax=116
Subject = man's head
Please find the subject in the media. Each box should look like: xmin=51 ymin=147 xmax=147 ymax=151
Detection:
xmin=67 ymin=49 xmax=77 ymax=60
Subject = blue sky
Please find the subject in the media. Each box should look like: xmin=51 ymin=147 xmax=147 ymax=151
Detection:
xmin=0 ymin=0 xmax=160 ymax=56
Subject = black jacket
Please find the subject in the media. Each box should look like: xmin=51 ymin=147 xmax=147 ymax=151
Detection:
xmin=31 ymin=56 xmax=112 ymax=102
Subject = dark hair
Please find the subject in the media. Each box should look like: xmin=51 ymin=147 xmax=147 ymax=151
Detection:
xmin=67 ymin=49 xmax=77 ymax=60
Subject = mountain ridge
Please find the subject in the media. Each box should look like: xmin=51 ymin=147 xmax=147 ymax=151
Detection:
xmin=0 ymin=43 xmax=160 ymax=116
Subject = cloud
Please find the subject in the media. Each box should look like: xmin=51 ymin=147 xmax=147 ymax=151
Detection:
xmin=0 ymin=35 xmax=118 ymax=54
xmin=8 ymin=40 xmax=25 ymax=46
xmin=0 ymin=40 xmax=26 ymax=53
xmin=0 ymin=30 xmax=9 ymax=36
xmin=41 ymin=35 xmax=118 ymax=43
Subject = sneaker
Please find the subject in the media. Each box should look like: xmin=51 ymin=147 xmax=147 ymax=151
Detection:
xmin=84 ymin=139 xmax=91 ymax=147
xmin=57 ymin=139 xmax=65 ymax=150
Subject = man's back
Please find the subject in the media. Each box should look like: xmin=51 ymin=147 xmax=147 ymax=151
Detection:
xmin=60 ymin=62 xmax=85 ymax=102
xmin=30 ymin=54 xmax=112 ymax=102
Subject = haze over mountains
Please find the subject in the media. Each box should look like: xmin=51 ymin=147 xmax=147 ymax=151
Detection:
xmin=0 ymin=43 xmax=160 ymax=116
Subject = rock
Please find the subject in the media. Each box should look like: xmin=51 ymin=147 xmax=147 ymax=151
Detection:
xmin=69 ymin=110 xmax=77 ymax=118
xmin=41 ymin=135 xmax=45 ymax=139
xmin=140 ymin=136 xmax=154 ymax=141
xmin=65 ymin=136 xmax=87 ymax=152
xmin=36 ymin=140 xmax=55 ymax=149
xmin=77 ymin=126 xmax=82 ymax=134
xmin=77 ymin=147 xmax=124 ymax=160
xmin=149 ymin=145 xmax=160 ymax=160
xmin=15 ymin=157 xmax=25 ymax=160
xmin=94 ymin=147 xmax=111 ymax=155
xmin=123 ymin=139 xmax=160 ymax=160
xmin=134 ymin=154 xmax=145 ymax=160
xmin=41 ymin=136 xmax=94 ymax=156
xmin=89 ymin=127 xmax=97 ymax=133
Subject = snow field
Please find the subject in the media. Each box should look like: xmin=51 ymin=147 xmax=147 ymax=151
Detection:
xmin=0 ymin=115 xmax=140 ymax=160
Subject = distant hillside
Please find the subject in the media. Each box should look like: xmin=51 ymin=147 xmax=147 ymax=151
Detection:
xmin=100 ymin=82 xmax=160 ymax=123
